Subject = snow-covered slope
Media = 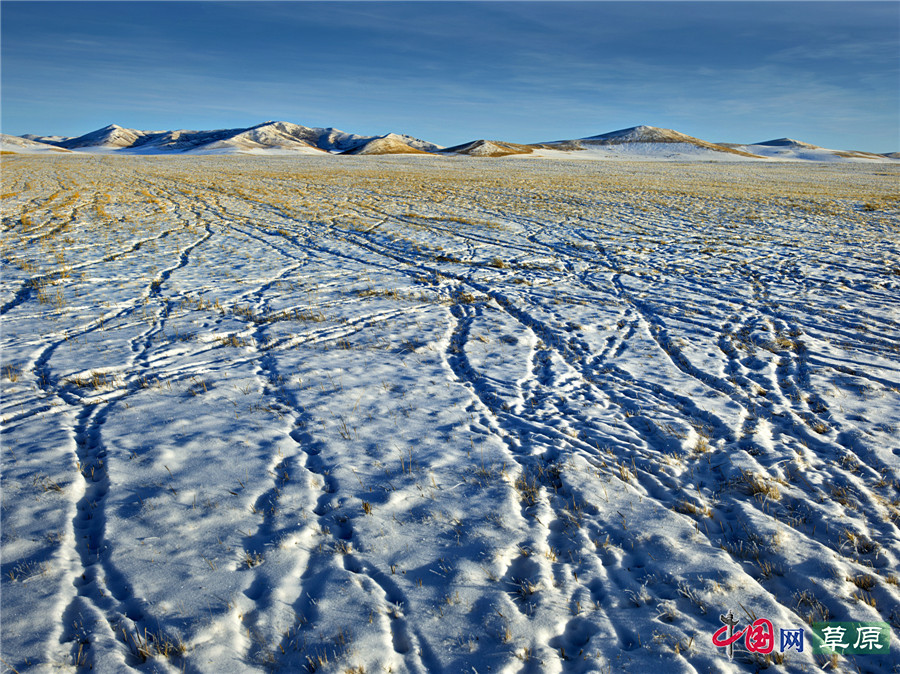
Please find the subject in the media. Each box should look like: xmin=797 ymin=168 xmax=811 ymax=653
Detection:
xmin=191 ymin=122 xmax=327 ymax=155
xmin=57 ymin=124 xmax=150 ymax=149
xmin=724 ymin=137 xmax=895 ymax=163
xmin=40 ymin=124 xmax=248 ymax=153
xmin=584 ymin=125 xmax=730 ymax=145
xmin=12 ymin=122 xmax=896 ymax=162
xmin=21 ymin=134 xmax=73 ymax=145
xmin=441 ymin=139 xmax=535 ymax=157
xmin=31 ymin=122 xmax=442 ymax=156
xmin=375 ymin=133 xmax=442 ymax=153
xmin=0 ymin=134 xmax=76 ymax=154
xmin=537 ymin=125 xmax=764 ymax=160
xmin=202 ymin=122 xmax=408 ymax=154
xmin=341 ymin=134 xmax=434 ymax=155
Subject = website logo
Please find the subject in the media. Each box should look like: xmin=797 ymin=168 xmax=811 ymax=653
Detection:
xmin=811 ymin=622 xmax=891 ymax=655
xmin=712 ymin=610 xmax=891 ymax=660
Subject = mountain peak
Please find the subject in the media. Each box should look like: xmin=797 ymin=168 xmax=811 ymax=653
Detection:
xmin=442 ymin=139 xmax=534 ymax=157
xmin=539 ymin=125 xmax=767 ymax=159
xmin=754 ymin=138 xmax=819 ymax=149
xmin=341 ymin=136 xmax=433 ymax=156
xmin=252 ymin=120 xmax=296 ymax=129
xmin=580 ymin=126 xmax=693 ymax=143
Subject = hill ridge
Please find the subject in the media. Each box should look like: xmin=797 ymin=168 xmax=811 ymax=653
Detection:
xmin=9 ymin=122 xmax=895 ymax=162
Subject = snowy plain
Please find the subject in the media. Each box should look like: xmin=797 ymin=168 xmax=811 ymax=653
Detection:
xmin=1 ymin=155 xmax=899 ymax=673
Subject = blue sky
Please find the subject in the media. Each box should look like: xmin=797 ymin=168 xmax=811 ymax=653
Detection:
xmin=2 ymin=1 xmax=898 ymax=151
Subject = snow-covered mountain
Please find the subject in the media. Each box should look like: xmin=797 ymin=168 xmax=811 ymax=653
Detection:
xmin=1 ymin=133 xmax=75 ymax=153
xmin=10 ymin=122 xmax=895 ymax=162
xmin=21 ymin=133 xmax=73 ymax=145
xmin=534 ymin=125 xmax=765 ymax=160
xmin=441 ymin=139 xmax=535 ymax=157
xmin=722 ymin=137 xmax=894 ymax=163
xmin=59 ymin=124 xmax=156 ymax=149
xmin=341 ymin=134 xmax=436 ymax=155
xmin=21 ymin=122 xmax=443 ymax=156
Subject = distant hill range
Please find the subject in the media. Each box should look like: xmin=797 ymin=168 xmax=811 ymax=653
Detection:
xmin=16 ymin=121 xmax=442 ymax=156
xmin=3 ymin=122 xmax=896 ymax=162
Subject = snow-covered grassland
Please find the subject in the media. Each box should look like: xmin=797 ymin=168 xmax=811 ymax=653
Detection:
xmin=1 ymin=155 xmax=898 ymax=674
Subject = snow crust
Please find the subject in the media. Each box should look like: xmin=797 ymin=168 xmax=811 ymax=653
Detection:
xmin=2 ymin=155 xmax=899 ymax=673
